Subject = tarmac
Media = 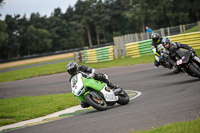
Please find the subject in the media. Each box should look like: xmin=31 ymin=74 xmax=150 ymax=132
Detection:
xmin=0 ymin=90 xmax=141 ymax=132
xmin=0 ymin=105 xmax=85 ymax=132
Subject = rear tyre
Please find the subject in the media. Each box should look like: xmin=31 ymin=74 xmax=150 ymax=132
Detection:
xmin=117 ymin=90 xmax=130 ymax=105
xmin=84 ymin=93 xmax=107 ymax=111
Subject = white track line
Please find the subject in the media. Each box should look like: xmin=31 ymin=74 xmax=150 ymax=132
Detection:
xmin=126 ymin=90 xmax=142 ymax=100
xmin=0 ymin=90 xmax=142 ymax=131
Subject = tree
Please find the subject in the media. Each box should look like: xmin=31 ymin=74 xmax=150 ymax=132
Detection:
xmin=0 ymin=20 xmax=8 ymax=47
xmin=75 ymin=0 xmax=93 ymax=47
xmin=26 ymin=25 xmax=52 ymax=54
xmin=4 ymin=15 xmax=21 ymax=59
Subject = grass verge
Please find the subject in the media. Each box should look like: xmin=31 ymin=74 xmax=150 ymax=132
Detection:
xmin=0 ymin=94 xmax=80 ymax=127
xmin=0 ymin=55 xmax=154 ymax=83
xmin=1 ymin=49 xmax=200 ymax=83
xmin=0 ymin=53 xmax=73 ymax=69
xmin=0 ymin=61 xmax=70 ymax=82
xmin=184 ymin=25 xmax=198 ymax=33
xmin=131 ymin=118 xmax=200 ymax=133
xmin=0 ymin=56 xmax=73 ymax=70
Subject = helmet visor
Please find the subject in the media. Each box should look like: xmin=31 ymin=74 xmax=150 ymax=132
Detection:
xmin=164 ymin=43 xmax=170 ymax=48
xmin=153 ymin=38 xmax=159 ymax=43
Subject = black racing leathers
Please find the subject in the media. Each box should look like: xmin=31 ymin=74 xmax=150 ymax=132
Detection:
xmin=167 ymin=42 xmax=193 ymax=66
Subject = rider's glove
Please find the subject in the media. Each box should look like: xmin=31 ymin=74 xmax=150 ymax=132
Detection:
xmin=190 ymin=49 xmax=196 ymax=56
xmin=88 ymin=73 xmax=95 ymax=78
xmin=159 ymin=56 xmax=163 ymax=60
xmin=190 ymin=49 xmax=195 ymax=53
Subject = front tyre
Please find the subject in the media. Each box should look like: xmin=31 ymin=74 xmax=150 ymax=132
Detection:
xmin=117 ymin=90 xmax=130 ymax=105
xmin=84 ymin=93 xmax=107 ymax=111
xmin=171 ymin=65 xmax=181 ymax=73
xmin=189 ymin=63 xmax=200 ymax=78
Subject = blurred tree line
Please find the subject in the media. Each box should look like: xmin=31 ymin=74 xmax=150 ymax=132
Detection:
xmin=0 ymin=0 xmax=199 ymax=60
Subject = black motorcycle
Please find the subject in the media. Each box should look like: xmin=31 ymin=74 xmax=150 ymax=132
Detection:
xmin=176 ymin=49 xmax=200 ymax=78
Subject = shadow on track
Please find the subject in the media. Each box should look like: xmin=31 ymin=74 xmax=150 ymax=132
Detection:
xmin=157 ymin=71 xmax=184 ymax=76
xmin=169 ymin=78 xmax=200 ymax=86
xmin=81 ymin=104 xmax=122 ymax=115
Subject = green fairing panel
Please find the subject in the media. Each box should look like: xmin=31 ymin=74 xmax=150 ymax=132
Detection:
xmin=76 ymin=95 xmax=87 ymax=102
xmin=82 ymin=77 xmax=105 ymax=91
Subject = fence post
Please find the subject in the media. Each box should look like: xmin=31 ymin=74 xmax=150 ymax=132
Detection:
xmin=135 ymin=33 xmax=139 ymax=42
xmin=131 ymin=34 xmax=134 ymax=42
xmin=180 ymin=25 xmax=183 ymax=33
xmin=160 ymin=28 xmax=165 ymax=37
xmin=141 ymin=33 xmax=144 ymax=40
xmin=113 ymin=37 xmax=120 ymax=59
xmin=74 ymin=52 xmax=79 ymax=62
xmin=167 ymin=27 xmax=170 ymax=36
xmin=128 ymin=34 xmax=131 ymax=43
xmin=79 ymin=51 xmax=84 ymax=62
xmin=198 ymin=21 xmax=200 ymax=31
xmin=125 ymin=35 xmax=128 ymax=44
xmin=183 ymin=25 xmax=186 ymax=32
xmin=146 ymin=32 xmax=150 ymax=39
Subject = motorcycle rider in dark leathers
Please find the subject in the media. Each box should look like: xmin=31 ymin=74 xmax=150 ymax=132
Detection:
xmin=66 ymin=61 xmax=119 ymax=108
xmin=161 ymin=37 xmax=199 ymax=68
xmin=151 ymin=33 xmax=163 ymax=68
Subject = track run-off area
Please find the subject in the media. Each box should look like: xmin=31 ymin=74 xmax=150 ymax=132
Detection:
xmin=0 ymin=63 xmax=200 ymax=133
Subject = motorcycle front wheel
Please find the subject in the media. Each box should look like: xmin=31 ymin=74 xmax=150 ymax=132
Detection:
xmin=84 ymin=93 xmax=107 ymax=111
xmin=117 ymin=90 xmax=130 ymax=105
xmin=188 ymin=62 xmax=200 ymax=78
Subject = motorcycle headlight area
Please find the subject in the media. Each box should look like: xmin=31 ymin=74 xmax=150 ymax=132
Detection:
xmin=77 ymin=86 xmax=84 ymax=96
xmin=72 ymin=85 xmax=85 ymax=96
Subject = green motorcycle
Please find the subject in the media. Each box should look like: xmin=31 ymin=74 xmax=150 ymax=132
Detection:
xmin=71 ymin=72 xmax=130 ymax=111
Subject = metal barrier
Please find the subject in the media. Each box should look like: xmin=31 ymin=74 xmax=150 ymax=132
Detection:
xmin=114 ymin=21 xmax=199 ymax=57
xmin=126 ymin=40 xmax=153 ymax=58
xmin=74 ymin=46 xmax=114 ymax=63
xmin=169 ymin=31 xmax=200 ymax=49
xmin=125 ymin=32 xmax=200 ymax=58
xmin=74 ymin=32 xmax=200 ymax=63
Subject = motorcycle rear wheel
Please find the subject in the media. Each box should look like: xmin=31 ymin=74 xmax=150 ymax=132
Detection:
xmin=84 ymin=93 xmax=107 ymax=111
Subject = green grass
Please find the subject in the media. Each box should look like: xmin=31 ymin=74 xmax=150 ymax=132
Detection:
xmin=0 ymin=50 xmax=199 ymax=128
xmin=184 ymin=25 xmax=198 ymax=33
xmin=1 ymin=49 xmax=200 ymax=83
xmin=0 ymin=94 xmax=80 ymax=126
xmin=79 ymin=55 xmax=154 ymax=69
xmin=0 ymin=61 xmax=71 ymax=82
xmin=0 ymin=54 xmax=154 ymax=83
xmin=0 ymin=56 xmax=73 ymax=70
xmin=131 ymin=119 xmax=200 ymax=133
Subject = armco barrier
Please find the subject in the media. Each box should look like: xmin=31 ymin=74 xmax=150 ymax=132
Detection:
xmin=125 ymin=32 xmax=200 ymax=58
xmin=126 ymin=40 xmax=153 ymax=58
xmin=139 ymin=40 xmax=153 ymax=56
xmin=168 ymin=31 xmax=200 ymax=49
xmin=83 ymin=46 xmax=114 ymax=63
xmin=125 ymin=42 xmax=140 ymax=58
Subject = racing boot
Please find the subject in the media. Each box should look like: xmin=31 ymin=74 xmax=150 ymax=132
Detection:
xmin=81 ymin=101 xmax=90 ymax=108
xmin=107 ymin=81 xmax=124 ymax=95
xmin=107 ymin=81 xmax=118 ymax=89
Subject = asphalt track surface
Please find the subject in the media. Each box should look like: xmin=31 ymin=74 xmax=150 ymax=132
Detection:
xmin=1 ymin=63 xmax=200 ymax=133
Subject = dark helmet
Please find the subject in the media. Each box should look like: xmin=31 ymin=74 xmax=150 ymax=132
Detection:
xmin=151 ymin=33 xmax=160 ymax=44
xmin=66 ymin=61 xmax=78 ymax=76
xmin=161 ymin=37 xmax=171 ymax=49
